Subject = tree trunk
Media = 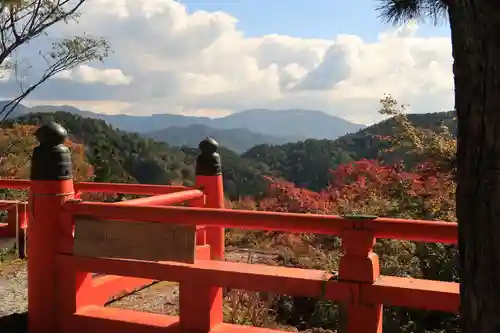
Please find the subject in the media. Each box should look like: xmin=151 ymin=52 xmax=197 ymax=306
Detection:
xmin=448 ymin=1 xmax=500 ymax=332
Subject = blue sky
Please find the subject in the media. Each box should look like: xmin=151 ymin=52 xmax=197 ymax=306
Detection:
xmin=2 ymin=0 xmax=453 ymax=123
xmin=181 ymin=0 xmax=450 ymax=41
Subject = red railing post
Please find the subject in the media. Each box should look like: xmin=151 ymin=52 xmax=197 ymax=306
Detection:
xmin=196 ymin=137 xmax=225 ymax=260
xmin=338 ymin=218 xmax=382 ymax=333
xmin=8 ymin=203 xmax=28 ymax=258
xmin=28 ymin=122 xmax=76 ymax=333
xmin=179 ymin=137 xmax=224 ymax=332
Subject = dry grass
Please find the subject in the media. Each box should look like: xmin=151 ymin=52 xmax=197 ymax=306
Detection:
xmin=223 ymin=249 xmax=281 ymax=328
xmin=222 ymin=236 xmax=339 ymax=332
xmin=224 ymin=289 xmax=283 ymax=328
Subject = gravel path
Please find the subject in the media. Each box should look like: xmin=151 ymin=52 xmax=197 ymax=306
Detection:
xmin=0 ymin=259 xmax=28 ymax=333
xmin=0 ymin=262 xmax=28 ymax=316
xmin=0 ymin=261 xmax=27 ymax=317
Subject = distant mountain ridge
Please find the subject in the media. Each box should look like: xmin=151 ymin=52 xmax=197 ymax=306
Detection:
xmin=1 ymin=101 xmax=366 ymax=141
xmin=144 ymin=124 xmax=295 ymax=153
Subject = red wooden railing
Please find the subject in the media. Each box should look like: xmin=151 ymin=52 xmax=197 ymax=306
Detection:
xmin=1 ymin=177 xmax=459 ymax=333
xmin=0 ymin=122 xmax=459 ymax=333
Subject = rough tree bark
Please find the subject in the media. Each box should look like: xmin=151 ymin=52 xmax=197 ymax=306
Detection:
xmin=449 ymin=0 xmax=500 ymax=332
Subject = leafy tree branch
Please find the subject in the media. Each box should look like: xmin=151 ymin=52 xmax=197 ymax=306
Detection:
xmin=0 ymin=0 xmax=110 ymax=122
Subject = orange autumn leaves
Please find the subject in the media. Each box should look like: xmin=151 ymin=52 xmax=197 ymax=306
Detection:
xmin=0 ymin=124 xmax=94 ymax=181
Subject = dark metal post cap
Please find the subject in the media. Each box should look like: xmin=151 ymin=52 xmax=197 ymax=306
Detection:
xmin=196 ymin=137 xmax=221 ymax=176
xmin=35 ymin=122 xmax=68 ymax=146
xmin=30 ymin=122 xmax=73 ymax=181
xmin=199 ymin=137 xmax=219 ymax=154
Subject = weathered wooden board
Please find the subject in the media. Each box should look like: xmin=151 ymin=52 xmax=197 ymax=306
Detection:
xmin=73 ymin=217 xmax=196 ymax=263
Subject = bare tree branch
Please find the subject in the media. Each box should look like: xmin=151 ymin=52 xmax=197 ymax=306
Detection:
xmin=0 ymin=0 xmax=110 ymax=123
xmin=1 ymin=35 xmax=110 ymax=122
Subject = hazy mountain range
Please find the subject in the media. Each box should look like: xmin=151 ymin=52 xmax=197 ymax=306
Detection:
xmin=143 ymin=124 xmax=297 ymax=153
xmin=1 ymin=101 xmax=366 ymax=152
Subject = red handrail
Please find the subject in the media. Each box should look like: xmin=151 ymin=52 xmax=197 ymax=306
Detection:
xmin=0 ymin=177 xmax=458 ymax=333
xmin=62 ymin=201 xmax=457 ymax=244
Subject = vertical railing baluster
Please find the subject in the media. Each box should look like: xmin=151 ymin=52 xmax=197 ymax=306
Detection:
xmin=179 ymin=137 xmax=224 ymax=332
xmin=28 ymin=122 xmax=80 ymax=333
xmin=338 ymin=215 xmax=382 ymax=333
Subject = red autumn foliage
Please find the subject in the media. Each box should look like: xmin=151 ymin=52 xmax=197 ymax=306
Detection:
xmin=257 ymin=158 xmax=455 ymax=222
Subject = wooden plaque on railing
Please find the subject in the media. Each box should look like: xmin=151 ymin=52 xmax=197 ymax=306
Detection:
xmin=73 ymin=217 xmax=196 ymax=263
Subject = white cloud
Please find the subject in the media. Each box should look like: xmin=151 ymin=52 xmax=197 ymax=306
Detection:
xmin=0 ymin=70 xmax=11 ymax=82
xmin=0 ymin=57 xmax=13 ymax=82
xmin=55 ymin=65 xmax=133 ymax=86
xmin=2 ymin=0 xmax=454 ymax=124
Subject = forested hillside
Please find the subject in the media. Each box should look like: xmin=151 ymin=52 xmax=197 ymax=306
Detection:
xmin=243 ymin=111 xmax=456 ymax=190
xmin=5 ymin=110 xmax=456 ymax=198
xmin=7 ymin=112 xmax=273 ymax=200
